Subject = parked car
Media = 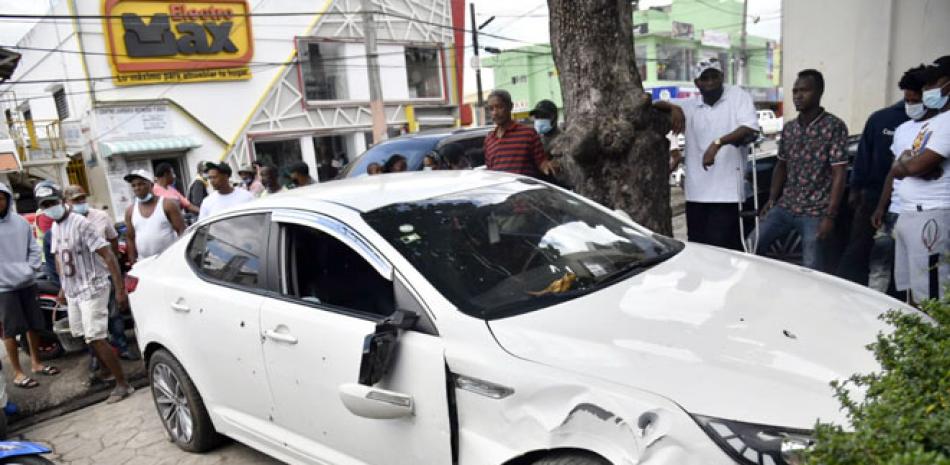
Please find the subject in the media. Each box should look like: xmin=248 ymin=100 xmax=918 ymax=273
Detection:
xmin=339 ymin=126 xmax=492 ymax=178
xmin=129 ymin=170 xmax=912 ymax=465
xmin=757 ymin=110 xmax=783 ymax=136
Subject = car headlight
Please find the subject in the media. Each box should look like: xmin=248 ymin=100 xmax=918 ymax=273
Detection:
xmin=692 ymin=414 xmax=814 ymax=465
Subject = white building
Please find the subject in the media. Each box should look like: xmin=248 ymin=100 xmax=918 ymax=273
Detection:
xmin=1 ymin=0 xmax=465 ymax=219
xmin=781 ymin=0 xmax=950 ymax=132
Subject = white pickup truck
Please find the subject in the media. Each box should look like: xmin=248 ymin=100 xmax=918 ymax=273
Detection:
xmin=757 ymin=110 xmax=783 ymax=136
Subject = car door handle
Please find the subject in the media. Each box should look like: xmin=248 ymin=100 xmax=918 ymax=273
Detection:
xmin=170 ymin=301 xmax=191 ymax=313
xmin=263 ymin=329 xmax=298 ymax=345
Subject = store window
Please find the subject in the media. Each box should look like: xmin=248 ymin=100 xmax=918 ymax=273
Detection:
xmin=656 ymin=44 xmax=693 ymax=82
xmin=405 ymin=47 xmax=443 ymax=99
xmin=313 ymin=135 xmax=349 ymax=182
xmin=301 ymin=42 xmax=350 ymax=101
xmin=254 ymin=139 xmax=303 ymax=187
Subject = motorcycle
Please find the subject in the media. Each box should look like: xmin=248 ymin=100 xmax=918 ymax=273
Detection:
xmin=16 ymin=273 xmax=69 ymax=361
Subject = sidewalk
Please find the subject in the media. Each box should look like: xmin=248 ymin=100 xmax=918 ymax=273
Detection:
xmin=2 ymin=344 xmax=147 ymax=432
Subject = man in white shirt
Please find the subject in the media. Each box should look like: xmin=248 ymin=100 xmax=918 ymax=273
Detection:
xmin=889 ymin=60 xmax=950 ymax=303
xmin=870 ymin=65 xmax=933 ymax=295
xmin=199 ymin=162 xmax=255 ymax=221
xmin=654 ymin=59 xmax=759 ymax=250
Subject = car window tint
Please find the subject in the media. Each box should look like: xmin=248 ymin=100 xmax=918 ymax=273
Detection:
xmin=283 ymin=223 xmax=394 ymax=318
xmin=188 ymin=214 xmax=268 ymax=289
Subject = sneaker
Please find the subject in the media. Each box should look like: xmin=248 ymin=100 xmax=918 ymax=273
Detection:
xmin=106 ymin=385 xmax=134 ymax=404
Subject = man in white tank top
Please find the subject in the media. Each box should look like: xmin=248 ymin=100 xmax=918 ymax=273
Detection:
xmin=123 ymin=170 xmax=185 ymax=265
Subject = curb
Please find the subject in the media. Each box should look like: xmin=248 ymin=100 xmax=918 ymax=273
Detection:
xmin=8 ymin=372 xmax=149 ymax=434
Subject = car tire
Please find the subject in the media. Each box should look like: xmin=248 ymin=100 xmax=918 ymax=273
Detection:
xmin=531 ymin=452 xmax=610 ymax=465
xmin=148 ymin=349 xmax=222 ymax=453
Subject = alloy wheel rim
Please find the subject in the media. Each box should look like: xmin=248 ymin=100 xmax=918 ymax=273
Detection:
xmin=152 ymin=362 xmax=194 ymax=443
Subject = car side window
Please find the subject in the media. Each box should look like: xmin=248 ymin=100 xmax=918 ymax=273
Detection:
xmin=282 ymin=223 xmax=394 ymax=318
xmin=187 ymin=213 xmax=268 ymax=289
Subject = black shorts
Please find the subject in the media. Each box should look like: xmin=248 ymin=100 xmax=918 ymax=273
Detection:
xmin=0 ymin=285 xmax=46 ymax=338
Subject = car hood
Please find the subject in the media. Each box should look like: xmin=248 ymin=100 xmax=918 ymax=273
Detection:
xmin=488 ymin=243 xmax=913 ymax=429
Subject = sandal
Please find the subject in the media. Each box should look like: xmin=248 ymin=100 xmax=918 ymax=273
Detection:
xmin=33 ymin=365 xmax=60 ymax=376
xmin=13 ymin=376 xmax=39 ymax=389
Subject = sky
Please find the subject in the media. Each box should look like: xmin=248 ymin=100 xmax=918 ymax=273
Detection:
xmin=0 ymin=0 xmax=782 ymax=94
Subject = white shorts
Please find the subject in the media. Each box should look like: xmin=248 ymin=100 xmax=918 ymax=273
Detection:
xmin=894 ymin=208 xmax=949 ymax=301
xmin=66 ymin=292 xmax=110 ymax=343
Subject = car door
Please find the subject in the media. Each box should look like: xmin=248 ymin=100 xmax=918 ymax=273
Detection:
xmin=258 ymin=208 xmax=452 ymax=465
xmin=177 ymin=212 xmax=274 ymax=432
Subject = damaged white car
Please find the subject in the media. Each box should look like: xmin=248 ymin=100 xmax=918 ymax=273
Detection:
xmin=129 ymin=171 xmax=909 ymax=465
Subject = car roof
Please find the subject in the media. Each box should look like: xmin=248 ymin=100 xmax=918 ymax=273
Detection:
xmin=252 ymin=170 xmax=518 ymax=213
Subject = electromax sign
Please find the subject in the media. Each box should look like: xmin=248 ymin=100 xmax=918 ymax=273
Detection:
xmin=103 ymin=0 xmax=254 ymax=85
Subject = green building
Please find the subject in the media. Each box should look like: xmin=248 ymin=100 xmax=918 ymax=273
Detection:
xmin=483 ymin=0 xmax=781 ymax=117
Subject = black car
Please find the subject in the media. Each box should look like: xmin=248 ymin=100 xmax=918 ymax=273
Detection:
xmin=339 ymin=127 xmax=493 ymax=178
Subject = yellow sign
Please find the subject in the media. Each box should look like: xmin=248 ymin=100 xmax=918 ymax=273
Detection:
xmin=103 ymin=0 xmax=254 ymax=85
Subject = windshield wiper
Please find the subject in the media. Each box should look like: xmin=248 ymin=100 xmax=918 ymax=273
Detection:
xmin=596 ymin=249 xmax=681 ymax=287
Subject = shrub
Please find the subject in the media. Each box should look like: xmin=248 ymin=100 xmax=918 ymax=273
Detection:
xmin=807 ymin=295 xmax=950 ymax=465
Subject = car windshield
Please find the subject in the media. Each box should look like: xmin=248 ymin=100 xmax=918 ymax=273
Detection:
xmin=363 ymin=179 xmax=682 ymax=320
xmin=340 ymin=137 xmax=440 ymax=178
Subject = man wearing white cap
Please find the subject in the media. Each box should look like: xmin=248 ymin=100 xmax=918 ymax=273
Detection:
xmin=123 ymin=169 xmax=185 ymax=265
xmin=654 ymin=58 xmax=759 ymax=250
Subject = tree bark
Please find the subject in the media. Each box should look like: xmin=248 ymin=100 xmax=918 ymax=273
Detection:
xmin=548 ymin=0 xmax=672 ymax=235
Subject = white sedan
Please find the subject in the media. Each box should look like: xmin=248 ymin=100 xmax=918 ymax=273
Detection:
xmin=129 ymin=171 xmax=909 ymax=465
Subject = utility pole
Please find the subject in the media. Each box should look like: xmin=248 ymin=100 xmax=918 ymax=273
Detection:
xmin=470 ymin=3 xmax=484 ymax=125
xmin=361 ymin=0 xmax=387 ymax=144
xmin=739 ymin=0 xmax=749 ymax=87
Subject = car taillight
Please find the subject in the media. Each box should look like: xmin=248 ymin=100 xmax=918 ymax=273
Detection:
xmin=125 ymin=275 xmax=139 ymax=293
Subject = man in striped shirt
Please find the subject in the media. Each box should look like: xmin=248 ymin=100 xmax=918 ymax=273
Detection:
xmin=36 ymin=183 xmax=134 ymax=403
xmin=484 ymin=89 xmax=556 ymax=178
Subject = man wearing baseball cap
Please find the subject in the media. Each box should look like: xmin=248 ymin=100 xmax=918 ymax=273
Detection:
xmin=653 ymin=58 xmax=759 ymax=250
xmin=0 ymin=181 xmax=58 ymax=389
xmin=123 ymin=169 xmax=185 ymax=266
xmin=38 ymin=182 xmax=134 ymax=403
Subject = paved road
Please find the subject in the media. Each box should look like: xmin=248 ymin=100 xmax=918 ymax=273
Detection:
xmin=16 ymin=389 xmax=283 ymax=465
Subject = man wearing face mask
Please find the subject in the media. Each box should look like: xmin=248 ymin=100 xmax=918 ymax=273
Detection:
xmin=652 ymin=59 xmax=759 ymax=250
xmin=123 ymin=170 xmax=185 ymax=266
xmin=38 ymin=183 xmax=134 ymax=403
xmin=836 ymin=72 xmax=914 ymax=284
xmin=870 ymin=65 xmax=934 ymax=296
xmin=889 ymin=58 xmax=950 ymax=303
xmin=63 ymin=185 xmax=136 ymax=362
xmin=0 ymin=181 xmax=59 ymax=389
xmin=530 ymin=100 xmax=561 ymax=154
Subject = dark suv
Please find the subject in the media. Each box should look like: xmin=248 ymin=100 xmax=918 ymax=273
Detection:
xmin=339 ymin=127 xmax=493 ymax=178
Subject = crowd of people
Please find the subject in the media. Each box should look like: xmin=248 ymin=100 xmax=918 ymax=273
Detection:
xmin=653 ymin=56 xmax=949 ymax=305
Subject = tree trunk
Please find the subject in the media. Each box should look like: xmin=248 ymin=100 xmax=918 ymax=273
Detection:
xmin=548 ymin=0 xmax=672 ymax=235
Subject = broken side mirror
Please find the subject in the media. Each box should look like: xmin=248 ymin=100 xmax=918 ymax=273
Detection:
xmin=358 ymin=308 xmax=419 ymax=386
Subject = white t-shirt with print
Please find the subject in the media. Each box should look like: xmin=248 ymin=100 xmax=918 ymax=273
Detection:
xmin=888 ymin=119 xmax=930 ymax=213
xmin=896 ymin=110 xmax=950 ymax=212
xmin=673 ymin=85 xmax=759 ymax=203
xmin=198 ymin=188 xmax=255 ymax=220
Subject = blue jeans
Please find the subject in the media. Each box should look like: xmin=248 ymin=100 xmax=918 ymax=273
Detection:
xmin=753 ymin=206 xmax=825 ymax=270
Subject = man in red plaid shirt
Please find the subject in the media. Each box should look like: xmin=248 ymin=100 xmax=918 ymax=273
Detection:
xmin=484 ymin=89 xmax=557 ymax=178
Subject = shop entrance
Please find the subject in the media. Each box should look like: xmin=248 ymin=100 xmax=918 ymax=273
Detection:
xmin=149 ymin=155 xmax=187 ymax=193
xmin=253 ymin=139 xmax=302 ymax=186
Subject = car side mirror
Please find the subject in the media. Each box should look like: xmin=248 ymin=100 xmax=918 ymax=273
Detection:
xmin=358 ymin=308 xmax=419 ymax=386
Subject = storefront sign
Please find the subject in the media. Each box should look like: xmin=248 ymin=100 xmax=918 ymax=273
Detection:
xmin=94 ymin=104 xmax=174 ymax=140
xmin=103 ymin=0 xmax=254 ymax=85
xmin=701 ymin=30 xmax=731 ymax=49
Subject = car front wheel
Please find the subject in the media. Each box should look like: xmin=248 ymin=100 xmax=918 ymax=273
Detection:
xmin=148 ymin=349 xmax=222 ymax=453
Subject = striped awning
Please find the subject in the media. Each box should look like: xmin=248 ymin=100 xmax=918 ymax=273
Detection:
xmin=99 ymin=136 xmax=201 ymax=158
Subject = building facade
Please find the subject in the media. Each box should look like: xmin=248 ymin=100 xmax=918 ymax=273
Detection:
xmin=782 ymin=0 xmax=950 ymax=133
xmin=0 ymin=0 xmax=465 ymax=219
xmin=485 ymin=0 xmax=781 ymax=117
